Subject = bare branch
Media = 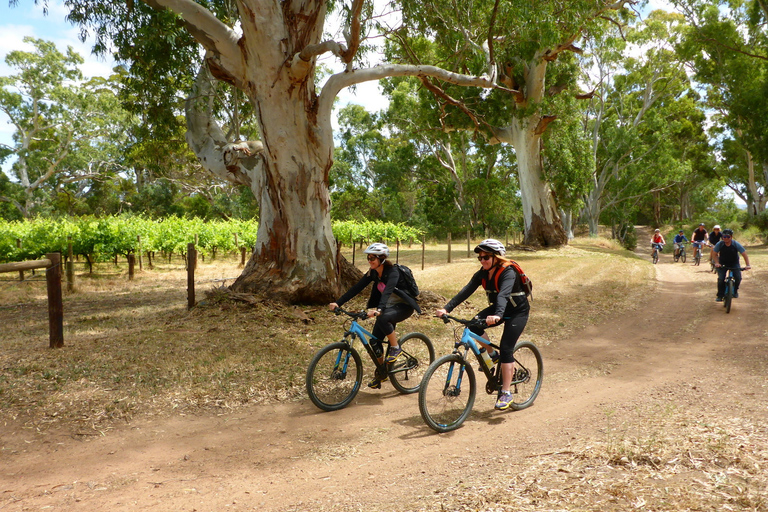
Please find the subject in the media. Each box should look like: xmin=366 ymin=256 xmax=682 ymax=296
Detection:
xmin=142 ymin=0 xmax=243 ymax=81
xmin=419 ymin=77 xmax=480 ymax=132
xmin=339 ymin=0 xmax=365 ymax=65
xmin=534 ymin=115 xmax=557 ymax=135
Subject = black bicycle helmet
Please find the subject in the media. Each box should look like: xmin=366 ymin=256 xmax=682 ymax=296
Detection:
xmin=722 ymin=228 xmax=734 ymax=236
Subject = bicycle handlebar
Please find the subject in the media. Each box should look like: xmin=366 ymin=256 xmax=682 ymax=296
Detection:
xmin=437 ymin=313 xmax=510 ymax=329
xmin=333 ymin=306 xmax=369 ymax=321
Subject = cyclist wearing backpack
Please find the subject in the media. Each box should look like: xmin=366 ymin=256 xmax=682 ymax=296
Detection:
xmin=329 ymin=243 xmax=420 ymax=389
xmin=435 ymin=239 xmax=530 ymax=411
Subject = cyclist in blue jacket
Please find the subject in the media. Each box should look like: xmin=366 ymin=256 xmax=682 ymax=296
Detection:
xmin=435 ymin=239 xmax=529 ymax=411
xmin=713 ymin=229 xmax=752 ymax=301
xmin=672 ymin=230 xmax=688 ymax=259
xmin=329 ymin=243 xmax=420 ymax=389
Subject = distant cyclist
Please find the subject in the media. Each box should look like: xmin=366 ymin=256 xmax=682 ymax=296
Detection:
xmin=435 ymin=239 xmax=529 ymax=411
xmin=708 ymin=225 xmax=723 ymax=265
xmin=672 ymin=230 xmax=688 ymax=259
xmin=691 ymin=223 xmax=708 ymax=258
xmin=650 ymin=229 xmax=665 ymax=256
xmin=713 ymin=229 xmax=752 ymax=302
xmin=329 ymin=243 xmax=420 ymax=388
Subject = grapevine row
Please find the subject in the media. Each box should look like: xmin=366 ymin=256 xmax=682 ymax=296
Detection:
xmin=0 ymin=216 xmax=423 ymax=264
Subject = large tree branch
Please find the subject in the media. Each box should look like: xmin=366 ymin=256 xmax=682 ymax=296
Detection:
xmin=317 ymin=64 xmax=505 ymax=130
xmin=419 ymin=77 xmax=481 ymax=132
xmin=339 ymin=0 xmax=365 ymax=65
xmin=142 ymin=0 xmax=244 ymax=82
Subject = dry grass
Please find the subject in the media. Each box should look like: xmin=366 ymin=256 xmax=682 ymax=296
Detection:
xmin=419 ymin=394 xmax=768 ymax=511
xmin=0 ymin=237 xmax=761 ymax=437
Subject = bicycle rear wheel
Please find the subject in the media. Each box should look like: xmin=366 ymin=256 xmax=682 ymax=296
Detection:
xmin=306 ymin=342 xmax=363 ymax=411
xmin=509 ymin=341 xmax=544 ymax=411
xmin=418 ymin=354 xmax=476 ymax=433
xmin=389 ymin=332 xmax=435 ymax=394
xmin=724 ymin=280 xmax=733 ymax=313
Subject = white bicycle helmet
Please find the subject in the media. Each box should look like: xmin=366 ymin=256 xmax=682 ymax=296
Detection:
xmin=364 ymin=243 xmax=390 ymax=257
xmin=474 ymin=238 xmax=506 ymax=256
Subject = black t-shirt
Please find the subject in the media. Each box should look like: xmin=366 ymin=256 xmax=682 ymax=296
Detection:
xmin=717 ymin=242 xmax=741 ymax=268
xmin=692 ymin=228 xmax=707 ymax=242
xmin=709 ymin=231 xmax=722 ymax=245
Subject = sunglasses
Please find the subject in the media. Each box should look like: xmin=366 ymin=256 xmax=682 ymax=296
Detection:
xmin=366 ymin=255 xmax=379 ymax=261
xmin=477 ymin=254 xmax=494 ymax=261
xmin=722 ymin=235 xmax=732 ymax=239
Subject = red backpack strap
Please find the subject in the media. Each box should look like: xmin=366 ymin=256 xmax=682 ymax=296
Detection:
xmin=482 ymin=261 xmax=512 ymax=291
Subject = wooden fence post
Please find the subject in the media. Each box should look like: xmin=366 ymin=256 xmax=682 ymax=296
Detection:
xmin=187 ymin=243 xmax=196 ymax=309
xmin=352 ymin=239 xmax=356 ymax=265
xmin=396 ymin=239 xmax=400 ymax=264
xmin=45 ymin=253 xmax=63 ymax=348
xmin=137 ymin=235 xmax=143 ymax=271
xmin=421 ymin=238 xmax=426 ymax=270
xmin=128 ymin=253 xmax=135 ymax=280
xmin=447 ymin=232 xmax=452 ymax=263
xmin=16 ymin=239 xmax=23 ymax=281
xmin=66 ymin=237 xmax=75 ymax=292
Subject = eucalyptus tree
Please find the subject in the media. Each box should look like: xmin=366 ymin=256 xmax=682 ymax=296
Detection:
xmin=0 ymin=38 xmax=129 ymax=218
xmin=386 ymin=0 xmax=637 ymax=246
xmin=55 ymin=0 xmax=514 ymax=302
xmin=580 ymin=11 xmax=708 ymax=234
xmin=674 ymin=0 xmax=768 ymax=216
xmin=377 ymin=79 xmax=521 ymax=237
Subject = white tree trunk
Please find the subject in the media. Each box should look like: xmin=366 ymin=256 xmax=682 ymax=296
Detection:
xmin=509 ymin=120 xmax=567 ymax=246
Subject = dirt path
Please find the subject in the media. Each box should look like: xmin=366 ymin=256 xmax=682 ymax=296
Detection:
xmin=2 ymin=244 xmax=767 ymax=511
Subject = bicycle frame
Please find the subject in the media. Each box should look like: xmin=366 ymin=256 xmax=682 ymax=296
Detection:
xmin=333 ymin=307 xmax=422 ymax=382
xmin=335 ymin=309 xmax=385 ymax=373
xmin=442 ymin=315 xmax=529 ymax=394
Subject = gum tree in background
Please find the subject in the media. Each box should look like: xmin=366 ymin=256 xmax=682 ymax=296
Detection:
xmin=0 ymin=38 xmax=128 ymax=218
xmin=674 ymin=0 xmax=768 ymax=217
xmin=389 ymin=0 xmax=637 ymax=246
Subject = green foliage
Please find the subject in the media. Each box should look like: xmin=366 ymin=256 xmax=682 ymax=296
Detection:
xmin=0 ymin=215 xmax=259 ymax=263
xmin=0 ymin=217 xmax=427 ymax=263
xmin=331 ymin=220 xmax=423 ymax=246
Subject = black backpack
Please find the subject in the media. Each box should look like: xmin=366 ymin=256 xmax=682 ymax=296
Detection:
xmin=394 ymin=264 xmax=420 ymax=298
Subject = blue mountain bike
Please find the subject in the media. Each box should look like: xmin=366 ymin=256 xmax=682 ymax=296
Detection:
xmin=306 ymin=307 xmax=435 ymax=411
xmin=418 ymin=315 xmax=543 ymax=433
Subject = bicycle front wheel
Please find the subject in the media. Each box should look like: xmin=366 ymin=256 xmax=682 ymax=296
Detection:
xmin=681 ymin=251 xmax=686 ymax=263
xmin=652 ymin=251 xmax=658 ymax=264
xmin=306 ymin=342 xmax=363 ymax=411
xmin=389 ymin=332 xmax=435 ymax=394
xmin=724 ymin=281 xmax=733 ymax=314
xmin=694 ymin=251 xmax=700 ymax=266
xmin=509 ymin=341 xmax=544 ymax=411
xmin=418 ymin=354 xmax=476 ymax=433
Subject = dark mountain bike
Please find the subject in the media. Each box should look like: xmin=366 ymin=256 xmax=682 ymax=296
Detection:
xmin=692 ymin=241 xmax=707 ymax=266
xmin=306 ymin=308 xmax=434 ymax=411
xmin=674 ymin=243 xmax=686 ymax=263
xmin=418 ymin=315 xmax=543 ymax=433
xmin=721 ymin=267 xmax=746 ymax=314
